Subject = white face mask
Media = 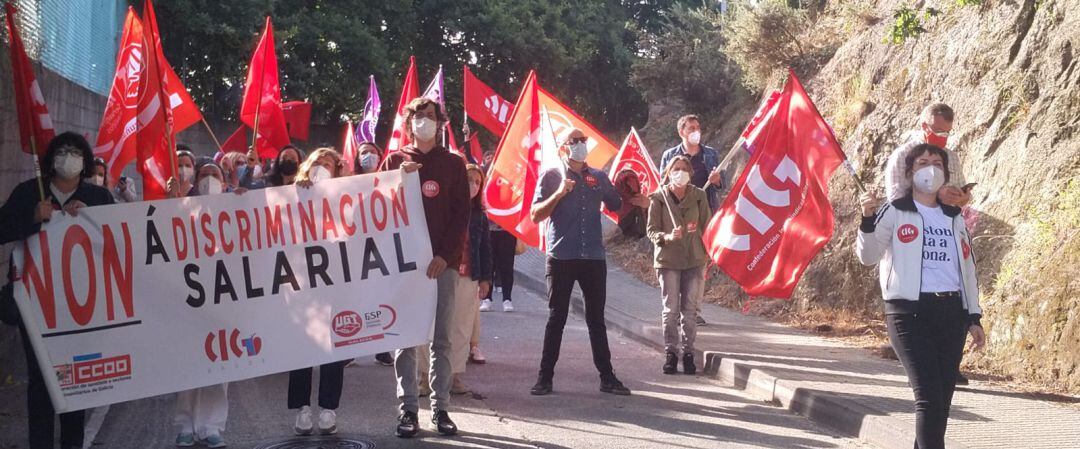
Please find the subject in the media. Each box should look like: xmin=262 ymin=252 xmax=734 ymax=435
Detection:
xmin=912 ymin=166 xmax=945 ymax=194
xmin=251 ymin=163 xmax=263 ymax=179
xmin=669 ymin=170 xmax=691 ymax=187
xmin=568 ymin=142 xmax=589 ymax=162
xmin=198 ymin=177 xmax=223 ymax=195
xmin=89 ymin=175 xmax=105 ymax=186
xmin=179 ymin=166 xmax=195 ymax=183
xmin=309 ymin=165 xmax=332 ymax=184
xmin=360 ymin=153 xmax=379 ymax=172
xmin=412 ymin=117 xmax=438 ymax=142
xmin=469 ymin=181 xmax=481 ymax=199
xmin=687 ymin=130 xmax=702 ymax=146
xmin=54 ymin=154 xmax=84 ymax=180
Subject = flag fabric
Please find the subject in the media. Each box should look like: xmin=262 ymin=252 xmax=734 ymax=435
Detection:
xmin=240 ymin=17 xmax=290 ymax=159
xmin=143 ymin=0 xmax=200 ymax=133
xmin=341 ymin=121 xmax=358 ymax=174
xmin=463 ymin=65 xmax=513 ymax=136
xmin=603 ymin=127 xmax=661 ymax=223
xmin=221 ymin=125 xmax=249 ymax=153
xmin=737 ymin=90 xmax=782 ymax=154
xmin=387 ymin=56 xmax=419 ymax=154
xmin=357 ymin=76 xmax=380 ymax=144
xmin=282 ymin=101 xmax=312 ymax=141
xmin=703 ymin=71 xmax=846 ymax=299
xmin=422 ymin=65 xmax=444 ymax=105
xmin=465 ymin=132 xmax=483 ymax=165
xmin=93 ymin=7 xmax=144 ymax=185
xmin=135 ymin=0 xmax=179 ymax=201
xmin=4 ymin=2 xmax=55 ymax=158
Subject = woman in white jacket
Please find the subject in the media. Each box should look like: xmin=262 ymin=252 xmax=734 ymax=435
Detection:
xmin=857 ymin=144 xmax=986 ymax=449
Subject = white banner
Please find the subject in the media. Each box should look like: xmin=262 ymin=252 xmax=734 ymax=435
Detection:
xmin=12 ymin=170 xmax=436 ymax=413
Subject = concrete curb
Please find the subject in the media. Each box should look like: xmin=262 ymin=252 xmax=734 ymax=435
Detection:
xmin=514 ymin=267 xmax=971 ymax=449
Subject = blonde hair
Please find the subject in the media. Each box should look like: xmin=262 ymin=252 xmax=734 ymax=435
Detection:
xmin=221 ymin=151 xmax=247 ymax=169
xmin=295 ymin=147 xmax=342 ymax=183
xmin=661 ymin=155 xmax=694 ymax=185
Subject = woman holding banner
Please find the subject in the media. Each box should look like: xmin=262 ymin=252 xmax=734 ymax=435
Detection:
xmin=646 ymin=155 xmax=709 ymax=376
xmin=0 ymin=132 xmax=114 ymax=449
xmin=265 ymin=145 xmax=304 ymax=188
xmin=288 ymin=148 xmax=351 ymax=436
xmin=857 ymin=144 xmax=986 ymax=449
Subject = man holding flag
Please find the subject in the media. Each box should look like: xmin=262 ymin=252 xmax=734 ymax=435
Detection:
xmin=528 ymin=128 xmax=631 ymax=397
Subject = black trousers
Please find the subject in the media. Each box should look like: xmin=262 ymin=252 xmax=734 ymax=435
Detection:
xmin=20 ymin=324 xmax=84 ymax=449
xmin=487 ymin=230 xmax=517 ymax=301
xmin=287 ymin=360 xmax=348 ymax=410
xmin=886 ymin=294 xmax=969 ymax=449
xmin=539 ymin=258 xmax=614 ymax=381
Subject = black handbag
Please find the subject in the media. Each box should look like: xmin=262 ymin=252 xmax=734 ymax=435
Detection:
xmin=0 ymin=280 xmax=19 ymax=326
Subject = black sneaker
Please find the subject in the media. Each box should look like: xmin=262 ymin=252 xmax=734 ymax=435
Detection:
xmin=432 ymin=409 xmax=458 ymax=436
xmin=663 ymin=352 xmax=678 ymax=375
xmin=682 ymin=352 xmax=697 ymax=375
xmin=696 ymin=315 xmax=707 ymax=327
xmin=395 ymin=411 xmax=419 ymax=438
xmin=955 ymin=373 xmax=970 ymax=386
xmin=530 ymin=378 xmax=553 ymax=396
xmin=375 ymin=352 xmax=394 ymax=366
xmin=600 ymin=378 xmax=632 ymax=396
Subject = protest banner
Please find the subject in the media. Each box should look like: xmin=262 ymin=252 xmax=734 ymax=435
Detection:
xmin=11 ymin=170 xmax=436 ymax=413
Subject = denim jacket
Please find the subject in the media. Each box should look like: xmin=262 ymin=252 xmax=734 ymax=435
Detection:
xmin=660 ymin=144 xmax=723 ymax=211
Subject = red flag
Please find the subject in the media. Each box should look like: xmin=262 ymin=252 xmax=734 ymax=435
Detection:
xmin=445 ymin=121 xmax=461 ymax=156
xmin=93 ymin=8 xmax=144 ymax=185
xmin=463 ymin=65 xmax=514 ymax=136
xmin=736 ymin=90 xmax=782 ymax=154
xmin=604 ymin=127 xmax=661 ymax=222
xmin=141 ymin=0 xmax=201 ymax=133
xmin=240 ymin=17 xmax=290 ymax=159
xmin=4 ymin=2 xmax=55 ymax=158
xmin=341 ymin=121 xmax=358 ymax=173
xmin=467 ymin=132 xmax=483 ymax=165
xmin=282 ymin=101 xmax=312 ymax=140
xmin=704 ymin=71 xmax=846 ymax=299
xmin=387 ymin=56 xmax=419 ymax=154
xmin=135 ymin=0 xmax=179 ymax=200
xmin=221 ymin=125 xmax=249 ymax=153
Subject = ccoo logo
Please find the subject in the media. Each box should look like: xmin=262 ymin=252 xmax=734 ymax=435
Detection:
xmin=205 ymin=329 xmax=262 ymax=362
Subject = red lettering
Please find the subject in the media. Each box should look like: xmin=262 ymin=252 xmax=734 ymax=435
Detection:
xmin=391 ymin=185 xmax=410 ymax=228
xmin=200 ymin=213 xmax=217 ymax=257
xmin=297 ymin=200 xmax=317 ymax=243
xmin=236 ymin=210 xmax=252 ymax=252
xmin=371 ymin=189 xmax=388 ymax=231
xmin=20 ymin=233 xmax=56 ymax=329
xmin=321 ymin=197 xmax=339 ymax=240
xmin=190 ymin=214 xmax=201 ymax=259
xmin=264 ymin=205 xmax=285 ymax=247
xmin=286 ymin=204 xmax=297 ymax=244
xmin=253 ymin=208 xmax=263 ymax=250
xmin=217 ymin=211 xmax=234 ymax=254
xmin=356 ymin=193 xmax=369 ymax=234
xmin=171 ymin=217 xmax=188 ymax=261
xmin=101 ymin=224 xmax=133 ymax=321
xmin=340 ymin=194 xmax=356 ymax=237
xmin=61 ymin=226 xmax=96 ymax=326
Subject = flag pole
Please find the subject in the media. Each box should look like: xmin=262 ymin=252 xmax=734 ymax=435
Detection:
xmin=200 ymin=117 xmax=224 ymax=153
xmin=31 ymin=142 xmax=45 ymax=201
xmin=251 ymin=17 xmax=269 ymax=154
xmin=660 ymin=186 xmax=680 ymax=229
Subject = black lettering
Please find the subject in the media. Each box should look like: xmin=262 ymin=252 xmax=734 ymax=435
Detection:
xmin=394 ymin=233 xmax=417 ymax=273
xmin=242 ymin=256 xmax=265 ymax=299
xmin=361 ymin=237 xmax=389 ymax=279
xmin=338 ymin=241 xmax=352 ymax=283
xmin=184 ymin=264 xmax=204 ymax=307
xmin=305 ymin=246 xmax=333 ymax=288
xmin=145 ymin=219 xmax=170 ymax=264
xmin=272 ymin=251 xmax=300 ymax=294
xmin=213 ymin=260 xmax=238 ymax=304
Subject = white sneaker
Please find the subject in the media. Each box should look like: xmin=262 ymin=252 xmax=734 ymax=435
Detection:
xmin=502 ymin=300 xmax=514 ymax=312
xmin=294 ymin=405 xmax=313 ymax=435
xmin=318 ymin=409 xmax=338 ymax=435
xmin=479 ymin=299 xmax=493 ymax=312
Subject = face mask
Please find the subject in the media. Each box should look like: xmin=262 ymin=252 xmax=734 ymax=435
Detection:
xmin=360 ymin=153 xmax=379 ymax=172
xmin=251 ymin=164 xmax=263 ymax=179
xmin=912 ymin=165 xmax=945 ymax=194
xmin=670 ymin=170 xmax=691 ymax=187
xmin=89 ymin=175 xmax=105 ymax=186
xmin=198 ymin=177 xmax=223 ymax=195
xmin=309 ymin=165 xmax=332 ymax=184
xmin=923 ymin=125 xmax=950 ymax=148
xmin=179 ymin=166 xmax=195 ymax=183
xmin=412 ymin=117 xmax=438 ymax=142
xmin=687 ymin=130 xmax=702 ymax=146
xmin=278 ymin=159 xmax=299 ymax=176
xmin=469 ymin=181 xmax=481 ymax=199
xmin=568 ymin=142 xmax=589 ymax=162
xmin=54 ymin=154 xmax=84 ymax=180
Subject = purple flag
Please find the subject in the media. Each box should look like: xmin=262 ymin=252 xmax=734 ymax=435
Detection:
xmin=422 ymin=65 xmax=445 ymax=105
xmin=357 ymin=75 xmax=380 ymax=144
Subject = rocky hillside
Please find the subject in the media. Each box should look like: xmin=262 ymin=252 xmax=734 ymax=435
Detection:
xmin=636 ymin=0 xmax=1080 ymax=392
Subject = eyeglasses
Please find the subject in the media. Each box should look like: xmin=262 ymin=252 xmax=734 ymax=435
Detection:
xmin=566 ymin=136 xmax=588 ymax=145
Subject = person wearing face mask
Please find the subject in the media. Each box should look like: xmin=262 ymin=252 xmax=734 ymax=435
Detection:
xmin=647 ymin=156 xmax=710 ymax=375
xmin=660 ymin=114 xmax=723 ymax=211
xmin=0 ymin=132 xmax=114 ymax=449
xmin=528 ymin=127 xmax=631 ymax=397
xmin=265 ymin=145 xmax=305 ymax=187
xmin=353 ymin=142 xmax=384 ymax=175
xmin=381 ymin=97 xmax=471 ymax=438
xmin=857 ymin=144 xmax=986 ymax=449
xmin=884 ymin=103 xmax=971 ymax=207
xmin=87 ymin=157 xmax=108 ymax=187
xmin=218 ymin=152 xmax=247 ymax=191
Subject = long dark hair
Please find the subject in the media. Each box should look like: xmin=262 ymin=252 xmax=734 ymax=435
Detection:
xmin=267 ymin=145 xmax=305 ymax=187
xmin=42 ymin=132 xmax=95 ymax=179
xmin=465 ymin=163 xmax=485 ymax=211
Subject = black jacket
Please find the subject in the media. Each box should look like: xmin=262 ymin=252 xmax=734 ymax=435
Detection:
xmin=466 ymin=207 xmax=492 ymax=282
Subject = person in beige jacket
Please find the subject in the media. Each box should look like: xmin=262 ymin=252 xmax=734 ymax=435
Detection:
xmin=647 ymin=155 xmax=711 ymax=375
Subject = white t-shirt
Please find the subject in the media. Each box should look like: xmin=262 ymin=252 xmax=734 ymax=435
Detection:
xmin=50 ymin=184 xmax=75 ymax=206
xmin=915 ymin=202 xmax=962 ymax=293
